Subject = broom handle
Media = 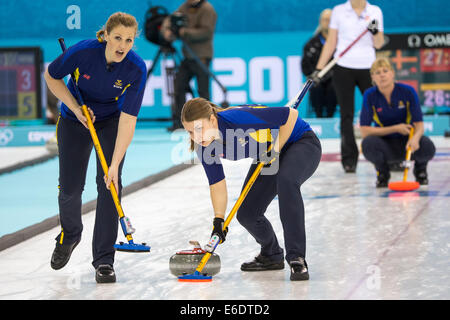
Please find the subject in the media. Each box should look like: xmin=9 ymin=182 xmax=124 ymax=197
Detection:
xmin=286 ymin=26 xmax=371 ymax=109
xmin=80 ymin=106 xmax=125 ymax=220
xmin=195 ymin=160 xmax=266 ymax=273
xmin=224 ymin=161 xmax=266 ymax=229
xmin=403 ymin=127 xmax=415 ymax=182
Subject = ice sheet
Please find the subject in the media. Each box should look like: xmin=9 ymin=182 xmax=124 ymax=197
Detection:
xmin=0 ymin=138 xmax=449 ymax=300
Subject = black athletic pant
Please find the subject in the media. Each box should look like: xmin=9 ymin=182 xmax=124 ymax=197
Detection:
xmin=56 ymin=115 xmax=124 ymax=268
xmin=173 ymin=58 xmax=211 ymax=128
xmin=332 ymin=65 xmax=372 ymax=169
xmin=309 ymin=79 xmax=337 ymax=118
xmin=361 ymin=135 xmax=436 ymax=173
xmin=236 ymin=131 xmax=322 ymax=263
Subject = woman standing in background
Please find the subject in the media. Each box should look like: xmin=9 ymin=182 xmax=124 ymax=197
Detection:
xmin=314 ymin=0 xmax=384 ymax=173
xmin=301 ymin=9 xmax=337 ymax=118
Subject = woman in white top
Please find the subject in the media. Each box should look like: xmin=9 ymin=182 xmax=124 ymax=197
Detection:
xmin=315 ymin=0 xmax=384 ymax=173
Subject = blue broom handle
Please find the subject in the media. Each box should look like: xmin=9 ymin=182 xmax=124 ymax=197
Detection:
xmin=287 ymin=79 xmax=314 ymax=110
xmin=57 ymin=38 xmax=86 ymax=106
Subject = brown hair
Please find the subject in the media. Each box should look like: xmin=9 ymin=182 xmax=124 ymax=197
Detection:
xmin=96 ymin=12 xmax=139 ymax=42
xmin=181 ymin=98 xmax=223 ymax=151
xmin=370 ymin=57 xmax=394 ymax=75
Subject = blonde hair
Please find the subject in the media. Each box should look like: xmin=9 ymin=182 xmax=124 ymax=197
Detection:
xmin=370 ymin=57 xmax=394 ymax=75
xmin=96 ymin=12 xmax=138 ymax=42
xmin=314 ymin=8 xmax=332 ymax=35
xmin=181 ymin=98 xmax=223 ymax=151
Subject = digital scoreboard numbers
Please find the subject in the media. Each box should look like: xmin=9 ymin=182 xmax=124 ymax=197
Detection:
xmin=378 ymin=32 xmax=450 ymax=114
xmin=420 ymin=48 xmax=450 ymax=110
xmin=0 ymin=47 xmax=42 ymax=120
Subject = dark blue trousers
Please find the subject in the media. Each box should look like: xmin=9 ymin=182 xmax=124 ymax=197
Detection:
xmin=56 ymin=115 xmax=124 ymax=268
xmin=361 ymin=135 xmax=436 ymax=173
xmin=236 ymin=131 xmax=322 ymax=263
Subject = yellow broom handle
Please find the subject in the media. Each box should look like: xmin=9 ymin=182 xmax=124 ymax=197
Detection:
xmin=403 ymin=127 xmax=415 ymax=182
xmin=195 ymin=143 xmax=275 ymax=274
xmin=195 ymin=252 xmax=212 ymax=273
xmin=81 ymin=105 xmax=125 ymax=219
xmin=223 ymin=144 xmax=273 ymax=229
xmin=223 ymin=161 xmax=265 ymax=229
xmin=196 ymin=161 xmax=266 ymax=273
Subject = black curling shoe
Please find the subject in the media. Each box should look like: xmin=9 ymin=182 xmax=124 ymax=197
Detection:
xmin=376 ymin=171 xmax=390 ymax=188
xmin=414 ymin=169 xmax=428 ymax=185
xmin=51 ymin=239 xmax=80 ymax=270
xmin=241 ymin=254 xmax=284 ymax=272
xmin=95 ymin=264 xmax=116 ymax=283
xmin=289 ymin=257 xmax=309 ymax=281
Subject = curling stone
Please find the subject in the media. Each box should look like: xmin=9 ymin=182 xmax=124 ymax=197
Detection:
xmin=169 ymin=241 xmax=221 ymax=277
xmin=45 ymin=135 xmax=58 ymax=155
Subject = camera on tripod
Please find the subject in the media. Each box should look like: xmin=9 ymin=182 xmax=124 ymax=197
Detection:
xmin=144 ymin=6 xmax=171 ymax=48
xmin=144 ymin=6 xmax=187 ymax=46
xmin=144 ymin=5 xmax=229 ymax=108
xmin=169 ymin=12 xmax=187 ymax=38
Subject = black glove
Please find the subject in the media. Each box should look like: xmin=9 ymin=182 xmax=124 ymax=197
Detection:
xmin=212 ymin=217 xmax=228 ymax=243
xmin=367 ymin=19 xmax=379 ymax=35
xmin=308 ymin=69 xmax=322 ymax=85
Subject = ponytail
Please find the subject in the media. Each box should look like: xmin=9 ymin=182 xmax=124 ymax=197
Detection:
xmin=96 ymin=29 xmax=105 ymax=42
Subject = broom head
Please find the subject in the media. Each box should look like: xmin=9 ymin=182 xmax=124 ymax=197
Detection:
xmin=388 ymin=181 xmax=420 ymax=191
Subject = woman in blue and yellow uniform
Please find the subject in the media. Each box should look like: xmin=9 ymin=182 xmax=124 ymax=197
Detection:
xmin=181 ymin=98 xmax=321 ymax=281
xmin=360 ymin=57 xmax=435 ymax=187
xmin=44 ymin=12 xmax=147 ymax=283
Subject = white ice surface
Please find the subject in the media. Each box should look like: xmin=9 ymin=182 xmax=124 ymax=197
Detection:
xmin=0 ymin=137 xmax=449 ymax=300
xmin=0 ymin=146 xmax=51 ymax=170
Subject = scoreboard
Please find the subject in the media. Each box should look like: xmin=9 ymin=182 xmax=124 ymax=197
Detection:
xmin=0 ymin=47 xmax=42 ymax=120
xmin=377 ymin=32 xmax=450 ymax=114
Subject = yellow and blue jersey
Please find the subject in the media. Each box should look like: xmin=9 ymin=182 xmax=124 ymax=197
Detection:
xmin=197 ymin=105 xmax=312 ymax=185
xmin=48 ymin=39 xmax=147 ymax=122
xmin=360 ymin=83 xmax=423 ymax=138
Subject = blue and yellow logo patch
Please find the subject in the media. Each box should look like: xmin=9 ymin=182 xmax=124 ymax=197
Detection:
xmin=113 ymin=79 xmax=123 ymax=89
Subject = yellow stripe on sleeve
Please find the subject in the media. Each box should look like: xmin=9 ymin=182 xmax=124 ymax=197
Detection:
xmin=371 ymin=106 xmax=384 ymax=127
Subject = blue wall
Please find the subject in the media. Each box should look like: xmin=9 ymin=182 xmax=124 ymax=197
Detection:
xmin=1 ymin=0 xmax=449 ymax=39
xmin=1 ymin=1 xmax=449 ymax=119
